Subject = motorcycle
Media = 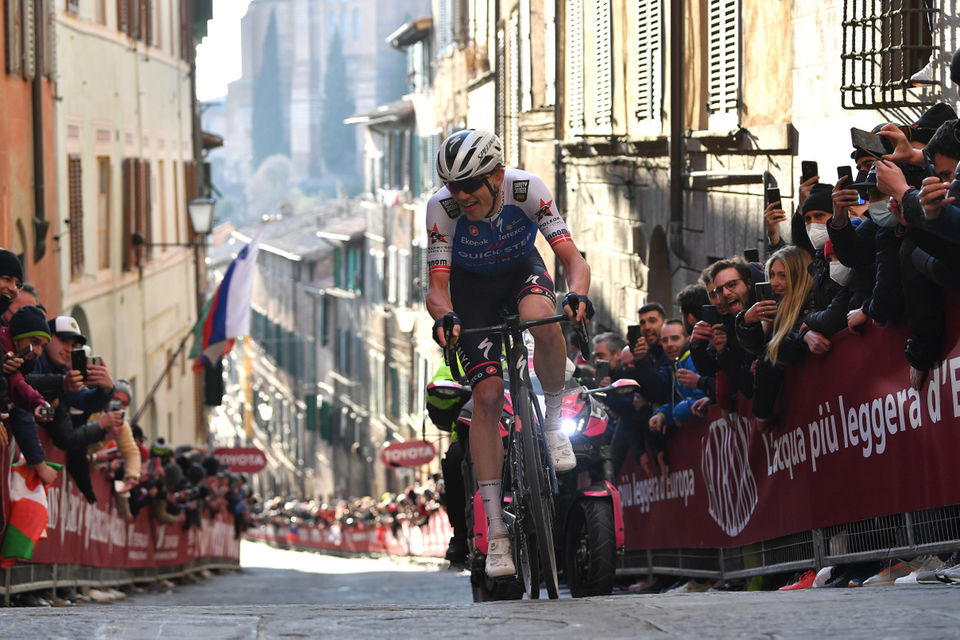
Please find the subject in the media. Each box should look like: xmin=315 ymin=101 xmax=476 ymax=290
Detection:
xmin=554 ymin=377 xmax=638 ymax=597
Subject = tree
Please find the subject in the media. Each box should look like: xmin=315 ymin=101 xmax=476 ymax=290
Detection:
xmin=319 ymin=28 xmax=356 ymax=176
xmin=252 ymin=10 xmax=289 ymax=169
xmin=245 ymin=155 xmax=301 ymax=220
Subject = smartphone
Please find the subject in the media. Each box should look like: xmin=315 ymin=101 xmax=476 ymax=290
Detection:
xmin=594 ymin=360 xmax=610 ymax=381
xmin=626 ymin=324 xmax=642 ymax=348
xmin=837 ymin=165 xmax=853 ymax=184
xmin=88 ymin=355 xmax=103 ymax=367
xmin=765 ymin=187 xmax=781 ymax=207
xmin=754 ymin=281 xmax=774 ymax=302
xmin=801 ymin=161 xmax=819 ymax=183
xmin=71 ymin=348 xmax=88 ymax=381
xmin=701 ymin=304 xmax=721 ymax=326
xmin=37 ymin=405 xmax=56 ymax=420
xmin=14 ymin=343 xmax=33 ymax=359
xmin=850 ymin=127 xmax=894 ymax=159
xmin=743 ymin=248 xmax=760 ymax=263
xmin=108 ymin=399 xmax=124 ymax=414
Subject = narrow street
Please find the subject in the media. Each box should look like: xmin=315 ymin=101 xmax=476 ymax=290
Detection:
xmin=4 ymin=542 xmax=960 ymax=639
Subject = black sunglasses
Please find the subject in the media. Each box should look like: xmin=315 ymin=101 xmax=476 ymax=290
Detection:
xmin=446 ymin=175 xmax=488 ymax=195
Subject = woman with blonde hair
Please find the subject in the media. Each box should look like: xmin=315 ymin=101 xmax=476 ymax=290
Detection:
xmin=735 ymin=245 xmax=815 ymax=427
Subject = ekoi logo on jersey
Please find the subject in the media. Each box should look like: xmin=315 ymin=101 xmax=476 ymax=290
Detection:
xmin=535 ymin=198 xmax=554 ymax=222
xmin=429 ymin=224 xmax=448 ymax=244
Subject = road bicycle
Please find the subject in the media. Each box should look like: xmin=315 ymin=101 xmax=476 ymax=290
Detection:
xmin=442 ymin=308 xmax=589 ymax=599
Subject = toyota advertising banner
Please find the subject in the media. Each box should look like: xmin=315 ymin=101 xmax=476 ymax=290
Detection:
xmin=620 ymin=312 xmax=960 ymax=551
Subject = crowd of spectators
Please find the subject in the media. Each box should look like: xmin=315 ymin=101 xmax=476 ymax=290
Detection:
xmin=567 ymin=54 xmax=960 ymax=592
xmin=252 ymin=479 xmax=443 ymax=542
xmin=0 ymin=251 xmax=254 ymax=605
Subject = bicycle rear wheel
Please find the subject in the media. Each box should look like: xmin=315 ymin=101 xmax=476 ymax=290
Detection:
xmin=516 ymin=388 xmax=559 ymax=599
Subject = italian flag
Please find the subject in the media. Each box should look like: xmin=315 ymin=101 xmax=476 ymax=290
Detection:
xmin=0 ymin=461 xmax=61 ymax=567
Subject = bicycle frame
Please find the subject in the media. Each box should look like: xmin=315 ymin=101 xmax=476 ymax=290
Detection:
xmin=447 ymin=311 xmax=583 ymax=600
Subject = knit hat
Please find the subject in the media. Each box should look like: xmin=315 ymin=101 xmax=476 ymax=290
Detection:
xmin=0 ymin=249 xmax=23 ymax=283
xmin=801 ymin=184 xmax=834 ymax=215
xmin=9 ymin=306 xmax=50 ymax=342
xmin=910 ymin=103 xmax=958 ymax=144
xmin=114 ymin=378 xmax=133 ymax=400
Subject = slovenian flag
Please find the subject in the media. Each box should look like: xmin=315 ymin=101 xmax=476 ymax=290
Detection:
xmin=0 ymin=461 xmax=62 ymax=567
xmin=191 ymin=230 xmax=263 ymax=372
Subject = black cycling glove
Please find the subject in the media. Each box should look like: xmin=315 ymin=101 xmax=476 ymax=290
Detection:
xmin=562 ymin=292 xmax=595 ymax=320
xmin=432 ymin=312 xmax=461 ymax=347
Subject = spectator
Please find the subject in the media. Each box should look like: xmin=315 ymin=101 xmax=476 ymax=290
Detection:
xmin=647 ymin=320 xmax=707 ymax=473
xmin=623 ymin=302 xmax=671 ymax=404
xmin=737 ymin=245 xmax=816 ymax=427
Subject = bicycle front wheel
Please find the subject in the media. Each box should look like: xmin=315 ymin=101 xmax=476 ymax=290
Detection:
xmin=516 ymin=388 xmax=559 ymax=599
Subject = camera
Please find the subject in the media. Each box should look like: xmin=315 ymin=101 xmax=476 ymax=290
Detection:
xmin=37 ymin=405 xmax=56 ymax=420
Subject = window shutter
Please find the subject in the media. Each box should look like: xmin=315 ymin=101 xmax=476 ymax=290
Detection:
xmin=592 ymin=0 xmax=612 ymax=131
xmin=566 ymin=0 xmax=584 ymax=136
xmin=44 ymin=0 xmax=57 ymax=78
xmin=143 ymin=160 xmax=153 ymax=259
xmin=544 ymin=0 xmax=556 ymax=106
xmin=68 ymin=155 xmax=84 ymax=279
xmin=519 ymin=0 xmax=532 ymax=112
xmin=6 ymin=1 xmax=23 ymax=76
xmin=436 ymin=0 xmax=451 ymax=56
xmin=122 ymin=159 xmax=134 ymax=271
xmin=707 ymin=0 xmax=739 ymax=118
xmin=141 ymin=0 xmax=152 ymax=44
xmin=635 ymin=0 xmax=662 ymax=121
xmin=509 ymin=12 xmax=520 ymax=166
xmin=117 ymin=0 xmax=129 ymax=35
xmin=22 ymin=0 xmax=36 ymax=80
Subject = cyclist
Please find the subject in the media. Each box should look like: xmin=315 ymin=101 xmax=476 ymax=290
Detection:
xmin=426 ymin=129 xmax=592 ymax=578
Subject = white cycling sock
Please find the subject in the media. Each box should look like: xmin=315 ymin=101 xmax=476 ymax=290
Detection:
xmin=479 ymin=479 xmax=507 ymax=538
xmin=543 ymin=389 xmax=564 ymax=431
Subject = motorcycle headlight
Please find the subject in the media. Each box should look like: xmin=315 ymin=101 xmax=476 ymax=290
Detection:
xmin=561 ymin=418 xmax=578 ymax=436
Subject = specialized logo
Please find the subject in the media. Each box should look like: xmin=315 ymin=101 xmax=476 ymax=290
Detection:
xmin=513 ymin=180 xmax=530 ymax=202
xmin=440 ymin=197 xmax=461 ymax=219
xmin=525 ymin=274 xmax=540 ymax=285
xmin=536 ymin=198 xmax=554 ymax=222
xmin=469 ymin=225 xmax=479 ymax=236
xmin=478 ymin=337 xmax=494 ymax=360
xmin=429 ymin=224 xmax=448 ymax=244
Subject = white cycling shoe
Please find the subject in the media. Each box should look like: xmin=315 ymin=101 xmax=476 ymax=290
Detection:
xmin=545 ymin=430 xmax=577 ymax=472
xmin=485 ymin=535 xmax=516 ymax=578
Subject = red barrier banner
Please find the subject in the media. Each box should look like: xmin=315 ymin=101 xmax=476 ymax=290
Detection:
xmin=620 ymin=310 xmax=960 ymax=550
xmin=4 ymin=430 xmax=240 ymax=569
xmin=247 ymin=510 xmax=452 ymax=558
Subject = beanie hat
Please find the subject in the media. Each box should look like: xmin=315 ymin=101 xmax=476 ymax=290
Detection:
xmin=911 ymin=103 xmax=958 ymax=144
xmin=9 ymin=305 xmax=50 ymax=342
xmin=801 ymin=184 xmax=834 ymax=215
xmin=114 ymin=378 xmax=133 ymax=399
xmin=0 ymin=249 xmax=23 ymax=283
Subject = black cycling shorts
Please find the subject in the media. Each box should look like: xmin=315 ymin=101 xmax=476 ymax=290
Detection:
xmin=450 ymin=249 xmax=556 ymax=386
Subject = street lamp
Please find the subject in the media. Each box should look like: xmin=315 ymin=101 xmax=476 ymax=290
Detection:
xmin=132 ymin=197 xmax=216 ymax=248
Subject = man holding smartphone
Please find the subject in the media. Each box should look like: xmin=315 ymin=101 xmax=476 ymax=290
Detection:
xmin=27 ymin=316 xmax=120 ymax=503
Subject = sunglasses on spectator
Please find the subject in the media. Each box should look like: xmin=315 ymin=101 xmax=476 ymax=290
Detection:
xmin=710 ymin=278 xmax=743 ymax=298
xmin=446 ymin=175 xmax=489 ymax=195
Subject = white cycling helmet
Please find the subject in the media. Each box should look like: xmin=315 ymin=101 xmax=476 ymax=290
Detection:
xmin=436 ymin=129 xmax=504 ymax=182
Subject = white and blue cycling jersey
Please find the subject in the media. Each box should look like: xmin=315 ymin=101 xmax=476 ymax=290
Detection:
xmin=426 ymin=169 xmax=572 ymax=276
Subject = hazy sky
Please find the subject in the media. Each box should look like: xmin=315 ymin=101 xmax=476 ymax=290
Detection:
xmin=196 ymin=0 xmax=253 ymax=102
